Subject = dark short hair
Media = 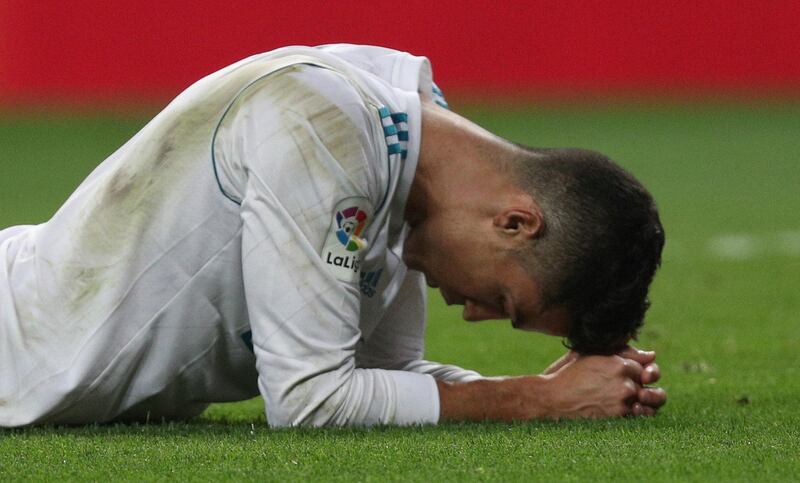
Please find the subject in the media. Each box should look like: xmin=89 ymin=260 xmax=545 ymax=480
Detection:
xmin=510 ymin=147 xmax=664 ymax=354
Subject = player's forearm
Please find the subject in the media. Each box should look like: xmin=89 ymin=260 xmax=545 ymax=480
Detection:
xmin=436 ymin=354 xmax=670 ymax=422
xmin=265 ymin=367 xmax=440 ymax=427
xmin=436 ymin=376 xmax=552 ymax=422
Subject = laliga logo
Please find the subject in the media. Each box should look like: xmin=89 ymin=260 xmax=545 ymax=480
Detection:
xmin=335 ymin=206 xmax=368 ymax=251
xmin=324 ymin=204 xmax=369 ymax=277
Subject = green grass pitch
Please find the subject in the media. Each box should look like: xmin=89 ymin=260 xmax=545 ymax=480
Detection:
xmin=1 ymin=101 xmax=798 ymax=481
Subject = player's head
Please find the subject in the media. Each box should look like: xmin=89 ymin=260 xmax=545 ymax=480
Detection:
xmin=506 ymin=146 xmax=664 ymax=354
xmin=404 ymin=104 xmax=663 ymax=354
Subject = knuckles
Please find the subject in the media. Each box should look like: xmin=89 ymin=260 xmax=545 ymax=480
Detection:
xmin=621 ymin=380 xmax=639 ymax=399
xmin=586 ymin=354 xmax=626 ymax=374
xmin=640 ymin=387 xmax=668 ymax=407
xmin=558 ymin=351 xmax=666 ymax=420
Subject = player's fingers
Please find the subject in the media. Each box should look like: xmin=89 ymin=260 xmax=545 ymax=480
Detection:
xmin=638 ymin=387 xmax=667 ymax=408
xmin=622 ymin=379 xmax=639 ymax=403
xmin=543 ymin=350 xmax=579 ymax=375
xmin=641 ymin=363 xmax=661 ymax=385
xmin=620 ymin=357 xmax=644 ymax=381
xmin=632 ymin=402 xmax=657 ymax=417
xmin=617 ymin=346 xmax=656 ymax=365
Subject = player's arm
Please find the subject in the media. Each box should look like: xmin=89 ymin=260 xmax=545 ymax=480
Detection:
xmin=437 ymin=348 xmax=667 ymax=421
xmin=215 ymin=64 xmax=440 ymax=427
xmin=358 ymin=267 xmax=666 ymax=420
xmin=355 ymin=269 xmax=482 ymax=382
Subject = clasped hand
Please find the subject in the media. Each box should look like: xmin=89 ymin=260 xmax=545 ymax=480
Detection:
xmin=541 ymin=346 xmax=667 ymax=418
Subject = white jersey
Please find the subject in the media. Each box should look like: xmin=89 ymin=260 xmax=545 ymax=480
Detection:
xmin=0 ymin=45 xmax=479 ymax=428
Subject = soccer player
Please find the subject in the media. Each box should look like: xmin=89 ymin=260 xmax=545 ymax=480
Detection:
xmin=0 ymin=44 xmax=666 ymax=427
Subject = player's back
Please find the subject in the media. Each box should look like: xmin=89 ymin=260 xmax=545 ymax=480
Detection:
xmin=0 ymin=49 xmax=340 ymax=425
xmin=0 ymin=71 xmax=263 ymax=425
xmin=0 ymin=44 xmax=436 ymax=427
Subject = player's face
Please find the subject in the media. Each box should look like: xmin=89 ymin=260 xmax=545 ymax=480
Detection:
xmin=402 ymin=212 xmax=570 ymax=337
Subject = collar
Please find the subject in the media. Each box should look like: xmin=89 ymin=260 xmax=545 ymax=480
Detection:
xmin=388 ymin=89 xmax=422 ymax=239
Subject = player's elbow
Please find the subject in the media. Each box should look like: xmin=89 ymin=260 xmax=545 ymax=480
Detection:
xmin=264 ymin=403 xmax=307 ymax=428
xmin=264 ymin=368 xmax=393 ymax=428
xmin=263 ymin=372 xmax=358 ymax=428
xmin=264 ymin=393 xmax=327 ymax=428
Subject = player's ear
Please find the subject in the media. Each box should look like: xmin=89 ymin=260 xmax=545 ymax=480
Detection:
xmin=493 ymin=207 xmax=543 ymax=240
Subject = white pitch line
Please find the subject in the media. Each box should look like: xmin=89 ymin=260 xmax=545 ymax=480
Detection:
xmin=706 ymin=230 xmax=800 ymax=260
xmin=776 ymin=230 xmax=800 ymax=257
xmin=707 ymin=234 xmax=760 ymax=260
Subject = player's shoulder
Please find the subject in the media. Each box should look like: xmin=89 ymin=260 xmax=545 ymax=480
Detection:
xmin=316 ymin=44 xmax=432 ymax=93
xmin=315 ymin=44 xmax=426 ymax=73
xmin=272 ymin=63 xmax=372 ymax=112
xmin=216 ymin=60 xmax=379 ymax=147
xmin=315 ymin=44 xmax=447 ymax=109
xmin=213 ymin=44 xmax=439 ymax=112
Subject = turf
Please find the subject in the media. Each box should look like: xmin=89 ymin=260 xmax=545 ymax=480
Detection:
xmin=1 ymin=102 xmax=799 ymax=481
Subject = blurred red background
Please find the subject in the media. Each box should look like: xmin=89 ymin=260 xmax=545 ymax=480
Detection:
xmin=1 ymin=0 xmax=799 ymax=104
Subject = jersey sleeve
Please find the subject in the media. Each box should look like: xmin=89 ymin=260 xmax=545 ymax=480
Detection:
xmin=213 ymin=64 xmax=440 ymax=427
xmin=356 ymin=270 xmax=483 ymax=382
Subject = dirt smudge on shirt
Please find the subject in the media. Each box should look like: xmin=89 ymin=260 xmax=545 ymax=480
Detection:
xmin=41 ymin=101 xmax=221 ymax=327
